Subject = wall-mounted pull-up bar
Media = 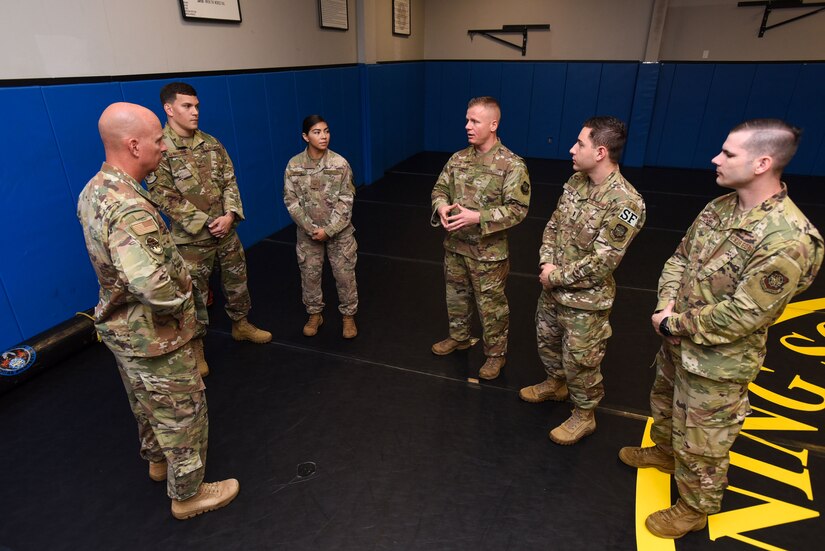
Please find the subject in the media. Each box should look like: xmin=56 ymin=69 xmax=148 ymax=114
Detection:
xmin=738 ymin=1 xmax=825 ymax=37
xmin=467 ymin=24 xmax=550 ymax=56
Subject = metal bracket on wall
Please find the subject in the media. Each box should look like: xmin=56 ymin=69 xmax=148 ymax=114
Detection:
xmin=467 ymin=24 xmax=550 ymax=56
xmin=738 ymin=1 xmax=825 ymax=37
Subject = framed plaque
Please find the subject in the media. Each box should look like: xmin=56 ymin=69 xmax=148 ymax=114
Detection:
xmin=319 ymin=0 xmax=349 ymax=31
xmin=179 ymin=0 xmax=242 ymax=23
xmin=393 ymin=0 xmax=410 ymax=36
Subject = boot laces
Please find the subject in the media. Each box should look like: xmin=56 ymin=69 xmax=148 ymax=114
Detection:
xmin=199 ymin=482 xmax=222 ymax=496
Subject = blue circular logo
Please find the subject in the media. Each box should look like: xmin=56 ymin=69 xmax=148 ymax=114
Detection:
xmin=0 ymin=345 xmax=37 ymax=377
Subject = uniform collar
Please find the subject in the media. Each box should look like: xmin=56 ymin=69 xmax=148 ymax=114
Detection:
xmin=724 ymin=183 xmax=789 ymax=230
xmin=163 ymin=124 xmax=205 ymax=149
xmin=100 ymin=162 xmax=153 ymax=202
xmin=300 ymin=147 xmax=328 ymax=169
xmin=471 ymin=139 xmax=501 ymax=161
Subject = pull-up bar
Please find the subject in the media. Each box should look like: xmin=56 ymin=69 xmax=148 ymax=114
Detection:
xmin=738 ymin=1 xmax=825 ymax=37
xmin=467 ymin=24 xmax=550 ymax=56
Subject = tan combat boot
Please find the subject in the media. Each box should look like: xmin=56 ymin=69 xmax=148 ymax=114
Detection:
xmin=192 ymin=338 xmax=209 ymax=378
xmin=303 ymin=313 xmax=323 ymax=337
xmin=618 ymin=445 xmax=675 ymax=474
xmin=171 ymin=479 xmax=240 ymax=520
xmin=519 ymin=377 xmax=569 ymax=403
xmin=549 ymin=407 xmax=596 ymax=445
xmin=431 ymin=337 xmax=477 ymax=355
xmin=645 ymin=499 xmax=707 ymax=539
xmin=232 ymin=318 xmax=272 ymax=343
xmin=149 ymin=460 xmax=167 ymax=482
xmin=478 ymin=356 xmax=506 ymax=380
xmin=342 ymin=315 xmax=358 ymax=339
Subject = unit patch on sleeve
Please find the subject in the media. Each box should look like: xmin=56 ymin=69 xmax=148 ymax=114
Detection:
xmin=760 ymin=270 xmax=789 ymax=295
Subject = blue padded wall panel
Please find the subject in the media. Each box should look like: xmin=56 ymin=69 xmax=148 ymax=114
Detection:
xmin=0 ymin=278 xmax=22 ymax=349
xmin=625 ymin=63 xmax=660 ymax=167
xmin=120 ymin=78 xmax=171 ymax=125
xmin=499 ymin=63 xmax=534 ymax=157
xmin=469 ymin=62 xmax=502 ymax=100
xmin=526 ymin=63 xmax=567 ymax=159
xmin=333 ymin=67 xmax=364 ymax=185
xmin=424 ymin=62 xmax=443 ymax=151
xmin=41 ymin=83 xmax=121 ymax=199
xmin=785 ymin=63 xmax=825 ymax=175
xmin=691 ymin=64 xmax=757 ymax=169
xmin=596 ymin=63 xmax=637 ymax=125
xmin=0 ymin=87 xmax=92 ymax=343
xmin=654 ymin=64 xmax=715 ymax=167
xmin=814 ymin=134 xmax=825 ymax=176
xmin=264 ymin=72 xmax=300 ymax=231
xmin=744 ymin=64 xmax=802 ymax=121
xmin=367 ymin=65 xmax=387 ymax=181
xmin=294 ymin=71 xmax=325 ymax=123
xmin=438 ymin=62 xmax=472 ymax=153
xmin=644 ymin=63 xmax=675 ymax=166
xmin=559 ymin=63 xmax=602 ymax=158
xmin=226 ymin=74 xmax=279 ymax=246
xmin=407 ymin=63 xmax=426 ymax=164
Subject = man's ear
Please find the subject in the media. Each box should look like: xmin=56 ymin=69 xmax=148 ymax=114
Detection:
xmin=754 ymin=155 xmax=773 ymax=175
xmin=163 ymin=103 xmax=174 ymax=117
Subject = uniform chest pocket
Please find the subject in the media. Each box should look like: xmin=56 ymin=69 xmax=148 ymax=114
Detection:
xmin=573 ymin=200 xmax=607 ymax=248
xmin=696 ymin=247 xmax=746 ymax=298
xmin=169 ymin=158 xmax=197 ymax=191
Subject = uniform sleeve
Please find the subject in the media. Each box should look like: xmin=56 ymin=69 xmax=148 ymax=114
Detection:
xmin=548 ymin=196 xmax=644 ymax=288
xmin=217 ymin=145 xmax=245 ymax=222
xmin=324 ymin=161 xmax=355 ymax=237
xmin=146 ymin=157 xmax=211 ymax=236
xmin=539 ymin=199 xmax=562 ymax=266
xmin=430 ymin=161 xmax=454 ymax=227
xmin=656 ymin=215 xmax=702 ymax=311
xmin=283 ymin=165 xmax=316 ymax=234
xmin=479 ymin=161 xmax=530 ymax=235
xmin=108 ymin=209 xmax=189 ymax=318
xmin=667 ymin=238 xmax=809 ymax=345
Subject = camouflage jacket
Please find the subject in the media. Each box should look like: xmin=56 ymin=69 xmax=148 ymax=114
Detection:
xmin=283 ymin=148 xmax=355 ymax=237
xmin=541 ymin=169 xmax=645 ymax=310
xmin=430 ymin=141 xmax=530 ymax=261
xmin=77 ymin=163 xmax=195 ymax=357
xmin=146 ymin=125 xmax=245 ymax=244
xmin=659 ymin=185 xmax=823 ymax=383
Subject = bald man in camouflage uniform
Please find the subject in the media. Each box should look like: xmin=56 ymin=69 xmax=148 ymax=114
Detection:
xmin=520 ymin=117 xmax=645 ymax=445
xmin=619 ymin=119 xmax=823 ymax=539
xmin=148 ymin=82 xmax=270 ymax=377
xmin=431 ymin=96 xmax=530 ymax=380
xmin=78 ymin=102 xmax=238 ymax=519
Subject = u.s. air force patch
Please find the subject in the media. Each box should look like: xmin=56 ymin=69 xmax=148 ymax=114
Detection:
xmin=521 ymin=180 xmax=530 ymax=195
xmin=606 ymin=207 xmax=641 ymax=249
xmin=130 ymin=217 xmax=164 ymax=255
xmin=145 ymin=235 xmax=163 ymax=255
xmin=761 ymin=270 xmax=789 ymax=294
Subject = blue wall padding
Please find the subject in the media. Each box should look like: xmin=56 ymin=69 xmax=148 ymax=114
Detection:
xmin=526 ymin=63 xmax=567 ymax=159
xmin=0 ymin=87 xmax=97 ymax=342
xmin=624 ymin=63 xmax=660 ymax=167
xmin=3 ymin=60 xmax=825 ymax=350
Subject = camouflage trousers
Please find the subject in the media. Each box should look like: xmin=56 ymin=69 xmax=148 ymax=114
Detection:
xmin=536 ymin=291 xmax=611 ymax=409
xmin=112 ymin=342 xmax=208 ymax=500
xmin=444 ymin=251 xmax=509 ymax=357
xmin=178 ymin=230 xmax=252 ymax=338
xmin=648 ymin=341 xmax=750 ymax=514
xmin=296 ymin=228 xmax=358 ymax=316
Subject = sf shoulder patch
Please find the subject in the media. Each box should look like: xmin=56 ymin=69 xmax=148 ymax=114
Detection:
xmin=618 ymin=207 xmax=641 ymax=228
xmin=760 ymin=270 xmax=789 ymax=294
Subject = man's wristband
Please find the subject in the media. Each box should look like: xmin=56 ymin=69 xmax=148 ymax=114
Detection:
xmin=659 ymin=316 xmax=673 ymax=337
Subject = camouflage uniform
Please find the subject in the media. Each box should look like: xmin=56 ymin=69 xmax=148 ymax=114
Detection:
xmin=77 ymin=162 xmax=207 ymax=500
xmin=649 ymin=185 xmax=823 ymax=513
xmin=431 ymin=140 xmax=530 ymax=357
xmin=147 ymin=125 xmax=251 ymax=338
xmin=283 ymin=148 xmax=357 ymax=315
xmin=537 ymin=169 xmax=645 ymax=409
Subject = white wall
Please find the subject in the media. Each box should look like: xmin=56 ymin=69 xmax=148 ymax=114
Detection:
xmin=0 ymin=0 xmax=359 ymax=79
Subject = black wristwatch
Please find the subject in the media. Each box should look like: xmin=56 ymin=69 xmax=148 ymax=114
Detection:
xmin=659 ymin=316 xmax=673 ymax=337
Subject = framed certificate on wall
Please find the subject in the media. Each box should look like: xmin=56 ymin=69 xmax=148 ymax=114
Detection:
xmin=319 ymin=0 xmax=349 ymax=31
xmin=393 ymin=0 xmax=411 ymax=36
xmin=179 ymin=0 xmax=242 ymax=23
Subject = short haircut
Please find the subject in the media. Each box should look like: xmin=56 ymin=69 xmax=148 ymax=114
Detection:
xmin=731 ymin=118 xmax=802 ymax=174
xmin=302 ymin=114 xmax=327 ymax=135
xmin=583 ymin=116 xmax=627 ymax=163
xmin=467 ymin=96 xmax=501 ymax=121
xmin=160 ymin=82 xmax=198 ymax=106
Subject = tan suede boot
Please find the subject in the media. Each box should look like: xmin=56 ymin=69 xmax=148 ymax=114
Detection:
xmin=303 ymin=313 xmax=323 ymax=337
xmin=171 ymin=479 xmax=240 ymax=520
xmin=232 ymin=318 xmax=272 ymax=343
xmin=192 ymin=338 xmax=209 ymax=378
xmin=645 ymin=499 xmax=707 ymax=539
xmin=478 ymin=356 xmax=506 ymax=380
xmin=618 ymin=445 xmax=675 ymax=474
xmin=519 ymin=377 xmax=569 ymax=403
xmin=342 ymin=315 xmax=357 ymax=339
xmin=431 ymin=337 xmax=477 ymax=355
xmin=149 ymin=460 xmax=167 ymax=482
xmin=549 ymin=407 xmax=596 ymax=445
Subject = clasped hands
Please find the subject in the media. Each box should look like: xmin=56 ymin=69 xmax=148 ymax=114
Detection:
xmin=651 ymin=300 xmax=681 ymax=345
xmin=438 ymin=203 xmax=481 ymax=231
xmin=208 ymin=212 xmax=235 ymax=239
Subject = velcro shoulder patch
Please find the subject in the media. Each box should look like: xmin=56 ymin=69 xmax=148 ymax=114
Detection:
xmin=618 ymin=207 xmax=641 ymax=228
xmin=130 ymin=217 xmax=159 ymax=236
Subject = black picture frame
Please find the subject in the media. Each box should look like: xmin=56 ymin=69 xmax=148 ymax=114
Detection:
xmin=319 ymin=0 xmax=349 ymax=31
xmin=393 ymin=0 xmax=411 ymax=36
xmin=178 ymin=0 xmax=242 ymax=23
